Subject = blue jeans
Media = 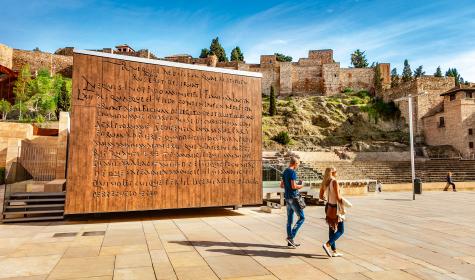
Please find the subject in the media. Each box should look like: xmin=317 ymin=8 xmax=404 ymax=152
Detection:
xmin=328 ymin=221 xmax=344 ymax=250
xmin=286 ymin=198 xmax=305 ymax=239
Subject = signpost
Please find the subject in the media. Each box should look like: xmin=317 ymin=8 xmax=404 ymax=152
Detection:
xmin=395 ymin=92 xmax=427 ymax=200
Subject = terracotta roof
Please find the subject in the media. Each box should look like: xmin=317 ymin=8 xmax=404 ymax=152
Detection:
xmin=440 ymin=85 xmax=475 ymax=96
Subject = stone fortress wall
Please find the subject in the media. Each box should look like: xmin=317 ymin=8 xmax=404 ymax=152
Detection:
xmin=0 ymin=44 xmax=13 ymax=69
xmin=248 ymin=49 xmax=390 ymax=96
xmin=0 ymin=44 xmax=389 ymax=96
xmin=11 ymin=49 xmax=73 ymax=77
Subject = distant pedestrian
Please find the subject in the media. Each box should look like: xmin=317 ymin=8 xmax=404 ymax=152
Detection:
xmin=376 ymin=180 xmax=383 ymax=192
xmin=280 ymin=157 xmax=304 ymax=248
xmin=319 ymin=167 xmax=346 ymax=258
xmin=444 ymin=172 xmax=456 ymax=192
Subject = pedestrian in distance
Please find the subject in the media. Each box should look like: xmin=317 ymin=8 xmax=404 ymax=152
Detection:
xmin=444 ymin=171 xmax=457 ymax=192
xmin=280 ymin=157 xmax=305 ymax=248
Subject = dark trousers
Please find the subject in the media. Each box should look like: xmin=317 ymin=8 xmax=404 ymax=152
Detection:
xmin=328 ymin=221 xmax=344 ymax=250
xmin=444 ymin=183 xmax=456 ymax=191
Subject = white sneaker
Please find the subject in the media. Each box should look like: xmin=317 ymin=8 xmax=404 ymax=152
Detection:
xmin=332 ymin=252 xmax=343 ymax=257
xmin=322 ymin=243 xmax=332 ymax=257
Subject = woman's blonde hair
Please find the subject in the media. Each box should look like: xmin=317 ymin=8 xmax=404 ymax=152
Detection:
xmin=320 ymin=167 xmax=336 ymax=190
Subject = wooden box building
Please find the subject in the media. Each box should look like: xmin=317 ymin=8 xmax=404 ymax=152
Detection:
xmin=65 ymin=50 xmax=262 ymax=214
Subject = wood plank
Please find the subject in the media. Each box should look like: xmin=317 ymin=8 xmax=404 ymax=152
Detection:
xmin=65 ymin=52 xmax=262 ymax=214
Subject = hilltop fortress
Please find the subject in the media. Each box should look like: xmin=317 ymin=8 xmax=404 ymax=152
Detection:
xmin=0 ymin=43 xmax=390 ymax=96
xmin=167 ymin=49 xmax=391 ymax=96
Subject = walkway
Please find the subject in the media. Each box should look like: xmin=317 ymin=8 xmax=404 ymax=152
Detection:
xmin=0 ymin=191 xmax=474 ymax=279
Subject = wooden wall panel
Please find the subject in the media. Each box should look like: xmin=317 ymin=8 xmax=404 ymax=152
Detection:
xmin=65 ymin=51 xmax=262 ymax=214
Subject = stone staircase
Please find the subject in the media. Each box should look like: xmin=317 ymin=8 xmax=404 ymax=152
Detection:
xmin=2 ymin=179 xmax=66 ymax=223
xmin=307 ymin=159 xmax=475 ymax=184
xmin=2 ymin=192 xmax=65 ymax=223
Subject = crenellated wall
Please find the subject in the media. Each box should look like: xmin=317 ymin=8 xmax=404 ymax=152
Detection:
xmin=12 ymin=49 xmax=73 ymax=77
xmin=339 ymin=68 xmax=375 ymax=93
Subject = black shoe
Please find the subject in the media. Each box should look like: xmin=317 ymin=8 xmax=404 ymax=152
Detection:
xmin=286 ymin=238 xmax=296 ymax=248
xmin=453 ymin=189 xmax=457 ymax=192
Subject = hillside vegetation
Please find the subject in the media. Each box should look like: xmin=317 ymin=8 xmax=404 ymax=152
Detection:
xmin=262 ymin=90 xmax=409 ymax=151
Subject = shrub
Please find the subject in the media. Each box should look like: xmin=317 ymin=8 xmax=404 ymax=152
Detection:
xmin=272 ymin=131 xmax=291 ymax=145
xmin=342 ymin=87 xmax=354 ymax=93
xmin=356 ymin=90 xmax=370 ymax=99
xmin=362 ymin=98 xmax=401 ymax=123
xmin=349 ymin=96 xmax=364 ymax=105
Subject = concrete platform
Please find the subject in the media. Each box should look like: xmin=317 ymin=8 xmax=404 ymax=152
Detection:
xmin=0 ymin=191 xmax=474 ymax=279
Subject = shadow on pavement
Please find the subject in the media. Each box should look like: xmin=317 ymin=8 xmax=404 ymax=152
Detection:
xmin=170 ymin=240 xmax=328 ymax=259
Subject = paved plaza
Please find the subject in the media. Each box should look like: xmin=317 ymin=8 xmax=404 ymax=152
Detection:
xmin=0 ymin=191 xmax=475 ymax=279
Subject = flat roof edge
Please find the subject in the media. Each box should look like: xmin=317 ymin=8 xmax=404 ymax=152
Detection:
xmin=73 ymin=49 xmax=263 ymax=78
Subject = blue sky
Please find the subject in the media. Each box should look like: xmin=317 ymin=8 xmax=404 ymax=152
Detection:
xmin=1 ymin=0 xmax=475 ymax=80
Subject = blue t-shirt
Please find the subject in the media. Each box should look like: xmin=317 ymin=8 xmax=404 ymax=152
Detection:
xmin=282 ymin=167 xmax=298 ymax=199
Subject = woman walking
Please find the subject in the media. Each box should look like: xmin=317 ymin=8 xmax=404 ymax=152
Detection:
xmin=319 ymin=167 xmax=345 ymax=258
xmin=444 ymin=172 xmax=457 ymax=192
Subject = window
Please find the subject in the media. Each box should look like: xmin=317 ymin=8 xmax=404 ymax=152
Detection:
xmin=470 ymin=129 xmax=473 ymax=135
xmin=470 ymin=142 xmax=474 ymax=149
xmin=450 ymin=94 xmax=456 ymax=101
xmin=467 ymin=92 xmax=473 ymax=98
xmin=439 ymin=117 xmax=445 ymax=128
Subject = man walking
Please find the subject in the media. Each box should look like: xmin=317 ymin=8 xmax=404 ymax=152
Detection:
xmin=280 ymin=157 xmax=304 ymax=248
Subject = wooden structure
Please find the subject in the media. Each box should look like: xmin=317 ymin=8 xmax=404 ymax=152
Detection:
xmin=0 ymin=65 xmax=18 ymax=103
xmin=65 ymin=50 xmax=262 ymax=214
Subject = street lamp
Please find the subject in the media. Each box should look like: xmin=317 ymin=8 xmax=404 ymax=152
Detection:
xmin=394 ymin=92 xmax=427 ymax=200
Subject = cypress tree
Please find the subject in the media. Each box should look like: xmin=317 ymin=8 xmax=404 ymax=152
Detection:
xmin=401 ymin=59 xmax=412 ymax=83
xmin=209 ymin=37 xmax=228 ymax=62
xmin=269 ymin=86 xmax=276 ymax=116
xmin=351 ymin=49 xmax=369 ymax=68
xmin=434 ymin=66 xmax=443 ymax=77
xmin=413 ymin=65 xmax=425 ymax=78
xmin=230 ymin=46 xmax=244 ymax=61
xmin=199 ymin=48 xmax=209 ymax=58
xmin=390 ymin=68 xmax=400 ymax=88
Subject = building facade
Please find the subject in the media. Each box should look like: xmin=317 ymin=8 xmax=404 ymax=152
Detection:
xmin=381 ymin=76 xmax=456 ymax=138
xmin=422 ymin=87 xmax=475 ymax=158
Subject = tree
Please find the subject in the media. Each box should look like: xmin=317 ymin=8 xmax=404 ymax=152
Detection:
xmin=446 ymin=68 xmax=463 ymax=86
xmin=199 ymin=48 xmax=210 ymax=58
xmin=390 ymin=68 xmax=400 ymax=88
xmin=351 ymin=49 xmax=369 ymax=68
xmin=27 ymin=68 xmax=57 ymax=120
xmin=434 ymin=66 xmax=443 ymax=77
xmin=374 ymin=63 xmax=383 ymax=94
xmin=33 ymin=47 xmax=40 ymax=52
xmin=401 ymin=59 xmax=412 ymax=83
xmin=269 ymin=85 xmax=276 ymax=116
xmin=413 ymin=65 xmax=425 ymax=78
xmin=230 ymin=46 xmax=244 ymax=62
xmin=209 ymin=37 xmax=228 ymax=62
xmin=13 ymin=65 xmax=32 ymax=103
xmin=0 ymin=99 xmax=12 ymax=120
xmin=274 ymin=53 xmax=292 ymax=62
xmin=13 ymin=64 xmax=32 ymax=119
xmin=55 ymin=79 xmax=71 ymax=119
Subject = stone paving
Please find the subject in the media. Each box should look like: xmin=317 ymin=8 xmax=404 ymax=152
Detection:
xmin=1 ymin=191 xmax=475 ymax=279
